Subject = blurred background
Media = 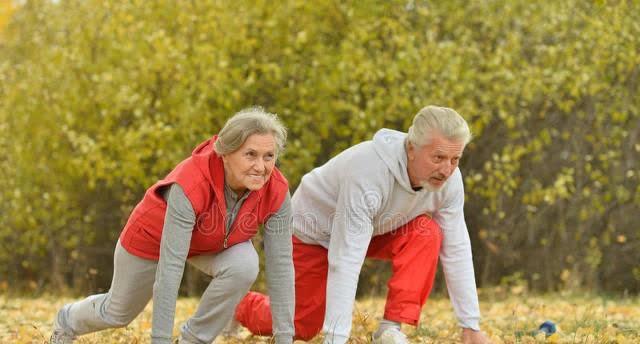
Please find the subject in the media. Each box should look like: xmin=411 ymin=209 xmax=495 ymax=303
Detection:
xmin=0 ymin=0 xmax=638 ymax=298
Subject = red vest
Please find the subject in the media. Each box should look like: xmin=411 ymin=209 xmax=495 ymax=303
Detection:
xmin=119 ymin=136 xmax=289 ymax=260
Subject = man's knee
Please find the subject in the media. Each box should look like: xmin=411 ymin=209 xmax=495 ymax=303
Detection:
xmin=295 ymin=323 xmax=323 ymax=341
xmin=294 ymin=304 xmax=325 ymax=340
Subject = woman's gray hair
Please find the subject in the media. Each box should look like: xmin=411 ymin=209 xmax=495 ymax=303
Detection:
xmin=407 ymin=105 xmax=472 ymax=146
xmin=214 ymin=106 xmax=287 ymax=155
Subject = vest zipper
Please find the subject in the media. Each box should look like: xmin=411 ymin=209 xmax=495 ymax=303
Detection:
xmin=224 ymin=225 xmax=237 ymax=248
xmin=224 ymin=215 xmax=234 ymax=249
xmin=223 ymin=189 xmax=249 ymax=249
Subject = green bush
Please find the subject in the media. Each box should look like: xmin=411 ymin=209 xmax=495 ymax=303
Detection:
xmin=1 ymin=0 xmax=638 ymax=294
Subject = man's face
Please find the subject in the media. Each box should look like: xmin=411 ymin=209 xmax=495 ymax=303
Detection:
xmin=407 ymin=131 xmax=465 ymax=191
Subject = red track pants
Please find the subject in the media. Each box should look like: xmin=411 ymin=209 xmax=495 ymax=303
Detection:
xmin=234 ymin=214 xmax=442 ymax=341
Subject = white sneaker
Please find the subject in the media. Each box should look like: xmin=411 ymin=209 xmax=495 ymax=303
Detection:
xmin=371 ymin=327 xmax=408 ymax=344
xmin=50 ymin=306 xmax=76 ymax=344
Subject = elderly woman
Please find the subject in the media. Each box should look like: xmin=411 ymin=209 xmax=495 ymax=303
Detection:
xmin=51 ymin=107 xmax=295 ymax=344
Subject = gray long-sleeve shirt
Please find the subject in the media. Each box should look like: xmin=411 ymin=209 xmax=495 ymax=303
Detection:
xmin=151 ymin=183 xmax=294 ymax=343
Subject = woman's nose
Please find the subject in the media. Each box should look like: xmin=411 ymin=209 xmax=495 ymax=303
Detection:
xmin=253 ymin=159 xmax=265 ymax=172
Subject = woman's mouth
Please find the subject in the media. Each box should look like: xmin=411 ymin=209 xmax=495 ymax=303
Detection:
xmin=248 ymin=174 xmax=265 ymax=181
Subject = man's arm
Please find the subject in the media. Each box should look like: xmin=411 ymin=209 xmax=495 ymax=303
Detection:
xmin=263 ymin=192 xmax=295 ymax=344
xmin=435 ymin=170 xmax=481 ymax=330
xmin=322 ymin=178 xmax=382 ymax=344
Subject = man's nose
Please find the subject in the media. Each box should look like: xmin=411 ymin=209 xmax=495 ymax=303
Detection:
xmin=441 ymin=161 xmax=454 ymax=176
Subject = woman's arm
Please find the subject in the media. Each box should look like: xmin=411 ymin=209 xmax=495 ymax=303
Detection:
xmin=151 ymin=183 xmax=196 ymax=343
xmin=263 ymin=192 xmax=295 ymax=344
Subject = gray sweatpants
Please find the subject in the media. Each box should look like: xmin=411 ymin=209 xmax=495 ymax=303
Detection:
xmin=57 ymin=240 xmax=259 ymax=344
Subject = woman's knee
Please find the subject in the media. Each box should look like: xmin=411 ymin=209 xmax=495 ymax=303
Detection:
xmin=105 ymin=313 xmax=138 ymax=328
xmin=84 ymin=296 xmax=141 ymax=329
xmin=102 ymin=299 xmax=145 ymax=328
xmin=223 ymin=246 xmax=259 ymax=287
xmin=228 ymin=261 xmax=259 ymax=288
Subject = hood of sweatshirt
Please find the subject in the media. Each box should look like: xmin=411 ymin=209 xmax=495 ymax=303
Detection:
xmin=372 ymin=128 xmax=415 ymax=193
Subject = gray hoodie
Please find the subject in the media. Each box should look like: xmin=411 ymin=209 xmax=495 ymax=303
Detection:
xmin=292 ymin=128 xmax=480 ymax=343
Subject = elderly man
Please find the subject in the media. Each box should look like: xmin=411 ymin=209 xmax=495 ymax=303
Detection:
xmin=234 ymin=106 xmax=491 ymax=344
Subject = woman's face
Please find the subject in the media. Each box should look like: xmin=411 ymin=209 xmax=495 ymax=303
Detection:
xmin=222 ymin=133 xmax=277 ymax=194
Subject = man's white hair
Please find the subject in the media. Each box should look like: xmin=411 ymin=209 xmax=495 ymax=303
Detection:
xmin=407 ymin=105 xmax=472 ymax=146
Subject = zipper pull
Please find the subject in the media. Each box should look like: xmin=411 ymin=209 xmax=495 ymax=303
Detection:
xmin=223 ymin=235 xmax=228 ymax=248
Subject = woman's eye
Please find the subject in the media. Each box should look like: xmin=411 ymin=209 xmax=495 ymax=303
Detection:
xmin=264 ymin=154 xmax=275 ymax=161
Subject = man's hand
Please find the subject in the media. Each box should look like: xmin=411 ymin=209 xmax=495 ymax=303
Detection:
xmin=461 ymin=328 xmax=492 ymax=344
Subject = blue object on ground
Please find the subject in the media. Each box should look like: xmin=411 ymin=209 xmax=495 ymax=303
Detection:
xmin=538 ymin=320 xmax=557 ymax=336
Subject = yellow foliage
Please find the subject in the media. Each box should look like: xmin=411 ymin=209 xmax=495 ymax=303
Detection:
xmin=0 ymin=0 xmax=638 ymax=295
xmin=0 ymin=0 xmax=16 ymax=37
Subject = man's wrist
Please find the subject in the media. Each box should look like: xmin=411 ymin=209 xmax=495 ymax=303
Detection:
xmin=273 ymin=333 xmax=294 ymax=344
xmin=323 ymin=332 xmax=349 ymax=344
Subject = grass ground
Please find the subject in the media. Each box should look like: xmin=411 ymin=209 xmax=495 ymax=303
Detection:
xmin=1 ymin=290 xmax=638 ymax=343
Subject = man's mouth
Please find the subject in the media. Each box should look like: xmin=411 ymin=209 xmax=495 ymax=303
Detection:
xmin=431 ymin=176 xmax=445 ymax=183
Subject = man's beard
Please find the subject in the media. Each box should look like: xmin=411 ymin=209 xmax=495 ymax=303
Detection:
xmin=419 ymin=178 xmax=447 ymax=192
